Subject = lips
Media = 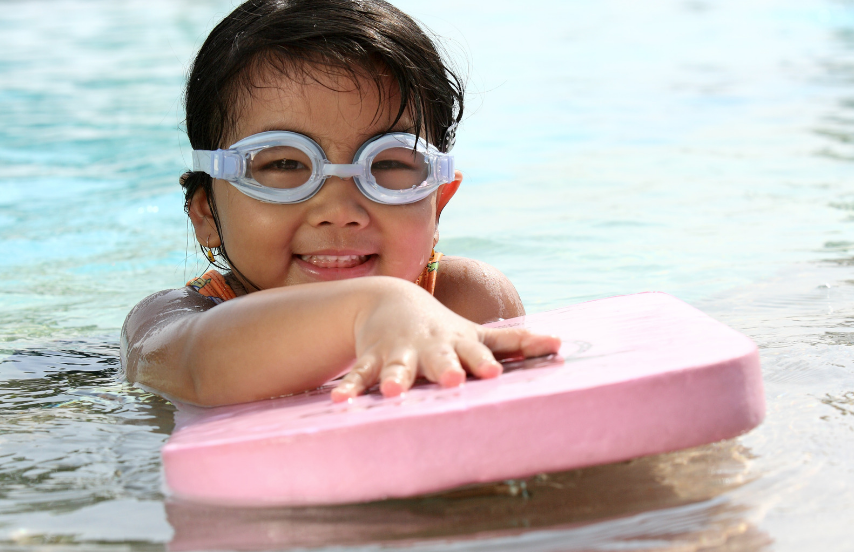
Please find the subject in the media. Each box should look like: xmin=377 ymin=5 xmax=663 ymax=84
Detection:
xmin=299 ymin=254 xmax=370 ymax=269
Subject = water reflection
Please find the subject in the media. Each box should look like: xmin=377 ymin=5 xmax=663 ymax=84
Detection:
xmin=0 ymin=340 xmax=175 ymax=520
xmin=167 ymin=440 xmax=769 ymax=551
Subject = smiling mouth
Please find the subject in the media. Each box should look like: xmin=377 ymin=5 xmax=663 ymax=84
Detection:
xmin=298 ymin=254 xmax=372 ymax=269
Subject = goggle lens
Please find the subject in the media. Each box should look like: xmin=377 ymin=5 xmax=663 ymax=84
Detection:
xmin=369 ymin=147 xmax=430 ymax=191
xmin=249 ymin=146 xmax=314 ymax=189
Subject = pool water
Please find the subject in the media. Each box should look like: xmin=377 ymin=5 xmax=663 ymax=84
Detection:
xmin=1 ymin=0 xmax=853 ymax=549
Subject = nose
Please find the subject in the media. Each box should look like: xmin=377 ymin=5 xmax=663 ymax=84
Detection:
xmin=304 ymin=176 xmax=371 ymax=228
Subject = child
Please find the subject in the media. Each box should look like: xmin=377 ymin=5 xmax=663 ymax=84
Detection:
xmin=121 ymin=0 xmax=560 ymax=407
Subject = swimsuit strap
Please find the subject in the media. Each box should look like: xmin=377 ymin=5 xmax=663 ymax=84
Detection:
xmin=186 ymin=270 xmax=237 ymax=304
xmin=415 ymin=250 xmax=443 ymax=295
xmin=186 ymin=252 xmax=443 ymax=304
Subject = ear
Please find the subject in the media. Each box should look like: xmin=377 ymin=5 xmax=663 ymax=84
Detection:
xmin=436 ymin=170 xmax=462 ymax=220
xmin=433 ymin=170 xmax=462 ymax=247
xmin=187 ymin=187 xmax=222 ymax=248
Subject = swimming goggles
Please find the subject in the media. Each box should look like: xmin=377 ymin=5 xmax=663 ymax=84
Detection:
xmin=192 ymin=132 xmax=455 ymax=205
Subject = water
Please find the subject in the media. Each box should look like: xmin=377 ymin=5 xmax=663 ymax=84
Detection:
xmin=1 ymin=0 xmax=853 ymax=549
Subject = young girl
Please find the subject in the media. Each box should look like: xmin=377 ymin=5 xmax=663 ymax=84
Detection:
xmin=121 ymin=0 xmax=560 ymax=407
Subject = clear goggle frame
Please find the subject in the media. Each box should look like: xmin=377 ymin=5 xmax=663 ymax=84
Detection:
xmin=192 ymin=132 xmax=455 ymax=205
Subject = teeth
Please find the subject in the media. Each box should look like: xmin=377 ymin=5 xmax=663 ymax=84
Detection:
xmin=300 ymin=254 xmax=369 ymax=268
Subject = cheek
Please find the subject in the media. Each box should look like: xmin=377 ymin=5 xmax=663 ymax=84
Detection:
xmin=213 ymin=183 xmax=295 ymax=250
xmin=380 ymin=201 xmax=439 ymax=267
xmin=387 ymin=199 xmax=435 ymax=235
xmin=212 ymin=184 xmax=251 ymax=245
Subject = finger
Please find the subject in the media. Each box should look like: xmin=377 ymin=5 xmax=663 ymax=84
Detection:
xmin=379 ymin=348 xmax=417 ymax=398
xmin=331 ymin=352 xmax=380 ymax=403
xmin=455 ymin=340 xmax=503 ymax=379
xmin=481 ymin=328 xmax=562 ymax=358
xmin=420 ymin=346 xmax=467 ymax=388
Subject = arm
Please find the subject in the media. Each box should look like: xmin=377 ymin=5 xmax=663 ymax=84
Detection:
xmin=122 ymin=276 xmax=559 ymax=407
xmin=122 ymin=280 xmax=369 ymax=406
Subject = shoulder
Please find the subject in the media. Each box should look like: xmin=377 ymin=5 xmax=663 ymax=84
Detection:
xmin=121 ymin=286 xmax=217 ymax=378
xmin=123 ymin=286 xmax=213 ymax=332
xmin=433 ymin=256 xmax=525 ymax=324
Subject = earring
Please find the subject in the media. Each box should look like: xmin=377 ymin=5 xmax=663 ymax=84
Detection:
xmin=205 ymin=237 xmax=215 ymax=263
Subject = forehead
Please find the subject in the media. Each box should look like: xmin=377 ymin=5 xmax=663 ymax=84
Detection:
xmin=227 ymin=65 xmax=410 ymax=147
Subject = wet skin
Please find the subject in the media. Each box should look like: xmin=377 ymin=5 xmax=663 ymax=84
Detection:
xmin=121 ymin=68 xmax=560 ymax=406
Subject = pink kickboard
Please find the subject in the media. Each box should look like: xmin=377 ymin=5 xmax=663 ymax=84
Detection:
xmin=162 ymin=292 xmax=764 ymax=506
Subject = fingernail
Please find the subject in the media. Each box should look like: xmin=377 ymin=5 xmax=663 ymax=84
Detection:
xmin=331 ymin=385 xmax=354 ymax=403
xmin=380 ymin=378 xmax=405 ymax=397
xmin=439 ymin=370 xmax=465 ymax=388
xmin=479 ymin=360 xmax=503 ymax=378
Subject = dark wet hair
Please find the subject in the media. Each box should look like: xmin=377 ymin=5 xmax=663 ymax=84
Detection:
xmin=180 ymin=0 xmax=465 ymax=278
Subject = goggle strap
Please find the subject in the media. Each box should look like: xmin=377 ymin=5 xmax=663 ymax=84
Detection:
xmin=322 ymin=163 xmax=366 ymax=179
xmin=192 ymin=149 xmax=243 ymax=180
xmin=442 ymin=122 xmax=458 ymax=153
xmin=433 ymin=154 xmax=455 ymax=184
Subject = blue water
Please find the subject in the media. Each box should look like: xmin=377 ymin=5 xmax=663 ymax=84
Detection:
xmin=1 ymin=0 xmax=853 ymax=549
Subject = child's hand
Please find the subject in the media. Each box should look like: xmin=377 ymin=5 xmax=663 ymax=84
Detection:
xmin=330 ymin=279 xmax=560 ymax=402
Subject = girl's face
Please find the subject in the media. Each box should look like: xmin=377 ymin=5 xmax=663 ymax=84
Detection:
xmin=190 ymin=68 xmax=460 ymax=291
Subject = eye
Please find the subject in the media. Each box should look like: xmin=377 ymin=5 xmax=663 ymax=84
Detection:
xmin=264 ymin=158 xmax=308 ymax=171
xmin=371 ymin=159 xmax=417 ymax=171
xmin=249 ymin=145 xmax=314 ymax=189
xmin=368 ymin=147 xmax=429 ymax=190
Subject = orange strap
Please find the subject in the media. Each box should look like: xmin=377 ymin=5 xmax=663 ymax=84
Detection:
xmin=187 ymin=252 xmax=442 ymax=303
xmin=414 ymin=250 xmax=443 ymax=295
xmin=186 ymin=270 xmax=237 ymax=304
